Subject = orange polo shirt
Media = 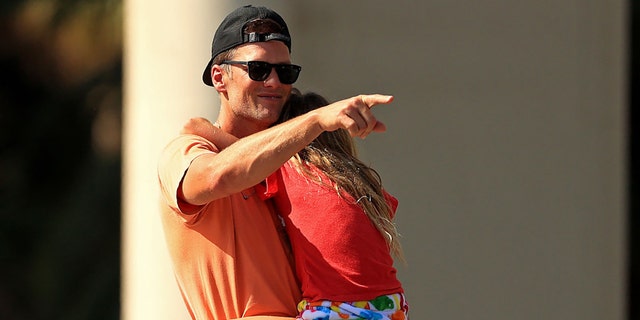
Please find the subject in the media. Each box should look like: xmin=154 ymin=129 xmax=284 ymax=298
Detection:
xmin=158 ymin=134 xmax=301 ymax=320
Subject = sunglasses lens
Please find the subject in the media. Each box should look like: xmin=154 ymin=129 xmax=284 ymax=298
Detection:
xmin=275 ymin=65 xmax=301 ymax=84
xmin=247 ymin=62 xmax=271 ymax=81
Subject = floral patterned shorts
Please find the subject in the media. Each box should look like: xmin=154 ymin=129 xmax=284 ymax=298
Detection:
xmin=296 ymin=293 xmax=409 ymax=320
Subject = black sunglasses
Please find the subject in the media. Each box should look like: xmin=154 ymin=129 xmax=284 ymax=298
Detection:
xmin=222 ymin=60 xmax=302 ymax=85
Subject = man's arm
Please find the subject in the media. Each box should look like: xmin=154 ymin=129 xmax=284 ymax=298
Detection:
xmin=181 ymin=94 xmax=393 ymax=205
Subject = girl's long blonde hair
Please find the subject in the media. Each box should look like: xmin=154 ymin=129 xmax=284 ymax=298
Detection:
xmin=278 ymin=89 xmax=404 ymax=261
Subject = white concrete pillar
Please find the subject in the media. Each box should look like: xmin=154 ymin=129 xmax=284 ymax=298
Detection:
xmin=121 ymin=0 xmax=235 ymax=318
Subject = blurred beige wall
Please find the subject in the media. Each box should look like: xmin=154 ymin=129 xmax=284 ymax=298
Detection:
xmin=123 ymin=1 xmax=627 ymax=319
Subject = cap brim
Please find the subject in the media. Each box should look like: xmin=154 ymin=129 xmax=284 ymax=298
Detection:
xmin=202 ymin=59 xmax=213 ymax=86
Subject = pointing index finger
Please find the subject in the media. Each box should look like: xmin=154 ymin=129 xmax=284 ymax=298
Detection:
xmin=361 ymin=94 xmax=394 ymax=108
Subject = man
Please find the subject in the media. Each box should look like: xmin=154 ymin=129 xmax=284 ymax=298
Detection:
xmin=158 ymin=5 xmax=393 ymax=320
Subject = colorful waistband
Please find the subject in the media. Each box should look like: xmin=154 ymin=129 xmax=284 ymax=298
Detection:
xmin=296 ymin=293 xmax=409 ymax=320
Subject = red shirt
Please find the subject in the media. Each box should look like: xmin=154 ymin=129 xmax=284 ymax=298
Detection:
xmin=273 ymin=160 xmax=403 ymax=302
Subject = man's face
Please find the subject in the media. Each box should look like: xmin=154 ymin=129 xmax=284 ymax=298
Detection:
xmin=221 ymin=41 xmax=293 ymax=132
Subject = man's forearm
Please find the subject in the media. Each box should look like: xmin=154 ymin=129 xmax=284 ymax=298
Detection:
xmin=182 ymin=111 xmax=323 ymax=205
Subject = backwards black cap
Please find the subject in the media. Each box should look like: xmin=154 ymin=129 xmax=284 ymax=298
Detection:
xmin=202 ymin=5 xmax=292 ymax=86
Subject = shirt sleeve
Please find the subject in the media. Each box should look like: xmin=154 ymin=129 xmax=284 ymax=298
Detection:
xmin=157 ymin=134 xmax=220 ymax=219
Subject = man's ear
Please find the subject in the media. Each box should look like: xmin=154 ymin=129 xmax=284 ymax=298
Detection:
xmin=212 ymin=65 xmax=226 ymax=92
